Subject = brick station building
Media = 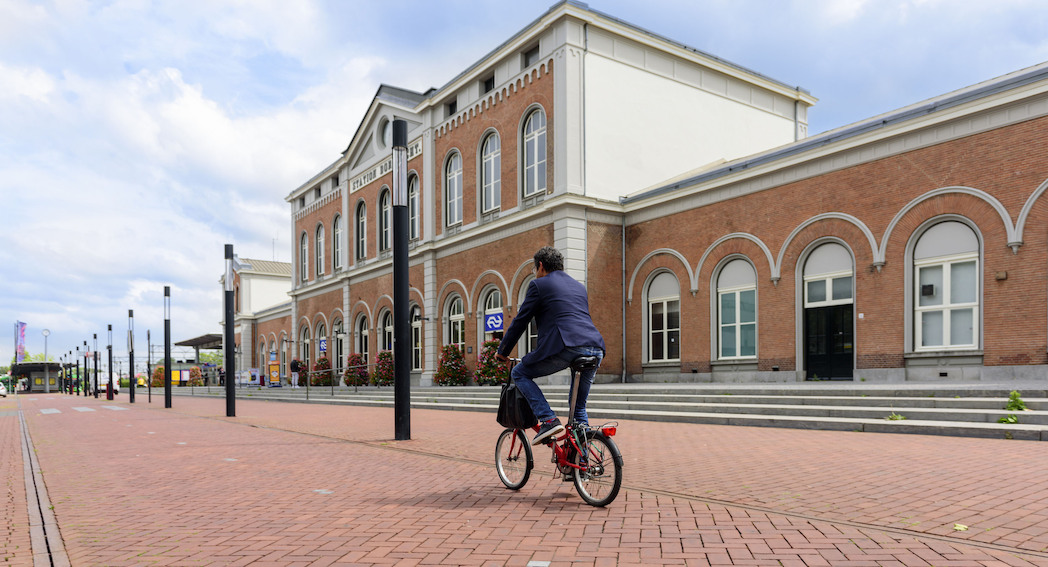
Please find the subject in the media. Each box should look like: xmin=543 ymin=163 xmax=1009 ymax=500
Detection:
xmin=256 ymin=1 xmax=1048 ymax=386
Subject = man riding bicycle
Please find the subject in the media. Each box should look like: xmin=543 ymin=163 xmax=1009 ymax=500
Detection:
xmin=496 ymin=246 xmax=606 ymax=445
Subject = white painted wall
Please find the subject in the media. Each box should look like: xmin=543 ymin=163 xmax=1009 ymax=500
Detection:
xmin=584 ymin=54 xmax=799 ymax=201
xmin=242 ymin=275 xmax=291 ymax=315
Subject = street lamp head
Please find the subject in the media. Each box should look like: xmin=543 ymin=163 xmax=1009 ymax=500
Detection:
xmin=42 ymin=329 xmax=50 ymax=337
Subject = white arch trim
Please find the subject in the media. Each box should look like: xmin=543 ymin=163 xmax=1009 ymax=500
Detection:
xmin=626 ymin=248 xmax=695 ymax=303
xmin=696 ymin=233 xmax=776 ymax=283
xmin=881 ymin=186 xmax=1019 ymax=261
xmin=777 ymin=213 xmax=877 ymax=277
xmin=1015 ymin=176 xmax=1048 ymax=251
xmin=437 ymin=279 xmax=470 ymax=316
xmin=469 ymin=270 xmax=510 ymax=314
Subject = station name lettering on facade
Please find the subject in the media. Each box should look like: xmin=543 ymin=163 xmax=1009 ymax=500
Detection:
xmin=351 ymin=140 xmax=423 ymax=192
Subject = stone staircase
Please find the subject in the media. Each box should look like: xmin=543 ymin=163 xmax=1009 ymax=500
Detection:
xmin=173 ymin=382 xmax=1048 ymax=441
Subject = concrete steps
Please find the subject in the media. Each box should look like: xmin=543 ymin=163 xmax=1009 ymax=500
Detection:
xmin=173 ymin=383 xmax=1048 ymax=440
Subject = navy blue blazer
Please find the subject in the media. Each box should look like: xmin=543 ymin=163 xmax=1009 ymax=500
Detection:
xmin=498 ymin=270 xmax=605 ymax=364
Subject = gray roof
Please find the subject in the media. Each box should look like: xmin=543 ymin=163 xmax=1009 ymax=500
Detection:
xmin=237 ymin=258 xmax=292 ymax=277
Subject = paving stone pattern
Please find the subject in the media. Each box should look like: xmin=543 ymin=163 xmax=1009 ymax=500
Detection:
xmin=10 ymin=393 xmax=1048 ymax=566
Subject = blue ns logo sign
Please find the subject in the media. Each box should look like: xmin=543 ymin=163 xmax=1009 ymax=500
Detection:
xmin=484 ymin=313 xmax=504 ymax=332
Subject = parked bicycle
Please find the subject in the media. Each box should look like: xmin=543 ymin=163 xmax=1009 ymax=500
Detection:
xmin=495 ymin=355 xmax=623 ymax=507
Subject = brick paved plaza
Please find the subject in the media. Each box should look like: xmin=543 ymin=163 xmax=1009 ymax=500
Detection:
xmin=4 ymin=392 xmax=1048 ymax=566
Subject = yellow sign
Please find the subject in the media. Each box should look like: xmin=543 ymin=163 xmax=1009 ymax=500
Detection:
xmin=268 ymin=364 xmax=280 ymax=386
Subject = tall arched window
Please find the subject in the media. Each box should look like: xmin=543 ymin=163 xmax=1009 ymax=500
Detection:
xmin=356 ymin=316 xmax=370 ymax=366
xmin=483 ymin=288 xmax=503 ymax=342
xmin=332 ymin=319 xmax=344 ymax=371
xmin=333 ymin=215 xmax=343 ymax=271
xmin=280 ymin=336 xmax=287 ymax=379
xmin=445 ymin=152 xmax=462 ymax=227
xmin=522 ymin=109 xmax=546 ymax=197
xmin=481 ymin=132 xmax=501 ymax=213
xmin=315 ymin=322 xmax=327 ymax=361
xmin=717 ymin=259 xmax=757 ymax=360
xmin=914 ymin=221 xmax=979 ymax=350
xmin=411 ymin=305 xmax=423 ymax=370
xmin=379 ymin=189 xmax=392 ymax=252
xmin=355 ymin=202 xmax=367 ymax=261
xmin=379 ymin=311 xmax=393 ymax=351
xmin=299 ymin=233 xmax=308 ymax=283
xmin=647 ymin=272 xmax=680 ymax=362
xmin=259 ymin=341 xmax=267 ymax=372
xmin=408 ymin=175 xmax=420 ymax=240
xmin=518 ymin=276 xmax=538 ymax=355
xmin=315 ymin=224 xmax=325 ymax=277
xmin=299 ymin=326 xmax=311 ymax=373
xmin=447 ymin=296 xmax=465 ymax=351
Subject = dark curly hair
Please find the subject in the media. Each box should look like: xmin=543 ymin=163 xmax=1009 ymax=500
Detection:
xmin=534 ymin=246 xmax=564 ymax=272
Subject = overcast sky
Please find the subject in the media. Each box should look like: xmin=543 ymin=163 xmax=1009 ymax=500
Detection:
xmin=2 ymin=0 xmax=1046 ymax=371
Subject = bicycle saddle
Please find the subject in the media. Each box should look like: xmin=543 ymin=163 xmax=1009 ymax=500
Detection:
xmin=569 ymin=355 xmax=600 ymax=373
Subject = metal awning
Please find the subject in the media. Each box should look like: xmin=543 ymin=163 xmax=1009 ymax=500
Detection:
xmin=175 ymin=334 xmax=223 ymax=349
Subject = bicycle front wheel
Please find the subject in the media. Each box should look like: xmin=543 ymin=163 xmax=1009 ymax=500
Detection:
xmin=495 ymin=428 xmax=533 ymax=490
xmin=573 ymin=432 xmax=622 ymax=506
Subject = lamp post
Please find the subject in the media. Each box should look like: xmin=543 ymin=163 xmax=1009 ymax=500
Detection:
xmin=93 ymin=334 xmax=99 ymax=398
xmin=83 ymin=341 xmax=88 ymax=396
xmin=224 ymin=244 xmax=236 ymax=417
xmin=128 ymin=310 xmax=135 ymax=404
xmin=164 ymin=286 xmax=172 ymax=409
xmin=68 ymin=351 xmax=73 ymax=394
xmin=42 ymin=329 xmax=50 ymax=393
xmin=392 ymin=118 xmax=410 ymax=440
xmin=147 ymin=330 xmax=152 ymax=403
xmin=75 ymin=346 xmax=80 ymax=396
xmin=106 ymin=324 xmax=114 ymax=401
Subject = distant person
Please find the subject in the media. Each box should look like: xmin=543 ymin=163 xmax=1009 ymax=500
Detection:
xmin=496 ymin=246 xmax=605 ymax=445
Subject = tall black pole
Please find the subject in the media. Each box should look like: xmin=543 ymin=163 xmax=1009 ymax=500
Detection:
xmin=93 ymin=334 xmax=99 ymax=398
xmin=107 ymin=324 xmax=114 ymax=401
xmin=164 ymin=286 xmax=172 ymax=409
xmin=224 ymin=244 xmax=236 ymax=417
xmin=83 ymin=341 xmax=88 ymax=396
xmin=75 ymin=347 xmax=80 ymax=396
xmin=147 ymin=330 xmax=152 ymax=403
xmin=392 ymin=118 xmax=410 ymax=441
xmin=128 ymin=310 xmax=135 ymax=404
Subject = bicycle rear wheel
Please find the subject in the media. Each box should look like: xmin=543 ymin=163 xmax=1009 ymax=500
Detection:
xmin=573 ymin=432 xmax=622 ymax=506
xmin=495 ymin=428 xmax=533 ymax=490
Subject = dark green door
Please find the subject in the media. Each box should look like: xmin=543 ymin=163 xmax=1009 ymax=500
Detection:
xmin=805 ymin=304 xmax=853 ymax=380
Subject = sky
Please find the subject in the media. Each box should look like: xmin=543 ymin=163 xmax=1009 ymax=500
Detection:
xmin=2 ymin=0 xmax=1047 ymax=372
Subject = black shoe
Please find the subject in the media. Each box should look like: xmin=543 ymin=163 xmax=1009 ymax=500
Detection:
xmin=532 ymin=418 xmax=565 ymax=445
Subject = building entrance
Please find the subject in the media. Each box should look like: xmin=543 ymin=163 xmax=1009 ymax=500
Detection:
xmin=804 ymin=304 xmax=853 ymax=380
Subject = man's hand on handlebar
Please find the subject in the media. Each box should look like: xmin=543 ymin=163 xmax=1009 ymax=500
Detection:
xmin=495 ymin=353 xmax=510 ymax=363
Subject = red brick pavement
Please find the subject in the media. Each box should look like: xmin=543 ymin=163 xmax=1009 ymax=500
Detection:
xmin=10 ymin=392 xmax=1048 ymax=566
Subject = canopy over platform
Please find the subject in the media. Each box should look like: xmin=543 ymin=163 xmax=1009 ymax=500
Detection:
xmin=175 ymin=334 xmax=223 ymax=350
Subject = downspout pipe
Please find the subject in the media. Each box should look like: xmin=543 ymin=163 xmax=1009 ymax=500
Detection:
xmin=621 ymin=213 xmax=627 ymax=383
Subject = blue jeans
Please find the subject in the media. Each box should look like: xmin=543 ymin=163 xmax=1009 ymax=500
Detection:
xmin=512 ymin=346 xmax=603 ymax=425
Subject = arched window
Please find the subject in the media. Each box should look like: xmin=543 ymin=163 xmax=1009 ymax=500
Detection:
xmin=445 ymin=152 xmax=463 ymax=227
xmin=803 ymin=242 xmax=854 ymax=380
xmin=379 ymin=189 xmax=392 ymax=252
xmin=411 ymin=305 xmax=423 ymax=370
xmin=299 ymin=233 xmax=308 ymax=283
xmin=408 ymin=175 xmax=420 ymax=240
xmin=315 ymin=322 xmax=327 ymax=361
xmin=299 ymin=326 xmax=311 ymax=373
xmin=332 ymin=320 xmax=344 ymax=372
xmin=356 ymin=315 xmax=370 ymax=366
xmin=481 ymin=132 xmax=501 ymax=213
xmin=518 ymin=276 xmax=538 ymax=355
xmin=647 ymin=272 xmax=680 ymax=362
xmin=380 ymin=310 xmax=393 ymax=351
xmin=914 ymin=221 xmax=979 ymax=350
xmin=717 ymin=259 xmax=757 ymax=360
xmin=447 ymin=296 xmax=465 ymax=351
xmin=315 ymin=224 xmax=325 ymax=277
xmin=259 ymin=341 xmax=267 ymax=372
xmin=355 ymin=202 xmax=367 ymax=261
xmin=483 ymin=288 xmax=503 ymax=342
xmin=333 ymin=215 xmax=343 ymax=271
xmin=280 ymin=336 xmax=287 ymax=379
xmin=522 ymin=109 xmax=546 ymax=197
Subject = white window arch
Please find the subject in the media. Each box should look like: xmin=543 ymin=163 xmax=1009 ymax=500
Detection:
xmin=355 ymin=315 xmax=370 ymax=365
xmin=333 ymin=319 xmax=344 ymax=371
xmin=315 ymin=224 xmax=325 ymax=277
xmin=914 ymin=221 xmax=979 ymax=350
xmin=315 ymin=322 xmax=327 ymax=361
xmin=355 ymin=202 xmax=367 ymax=261
xmin=446 ymin=296 xmax=465 ymax=351
xmin=804 ymin=242 xmax=853 ymax=307
xmin=333 ymin=215 xmax=343 ymax=271
xmin=380 ymin=310 xmax=393 ymax=351
xmin=299 ymin=325 xmax=311 ymax=371
xmin=522 ymin=109 xmax=546 ymax=197
xmin=411 ymin=305 xmax=423 ymax=370
xmin=482 ymin=288 xmax=503 ymax=342
xmin=379 ymin=189 xmax=391 ymax=252
xmin=647 ymin=271 xmax=680 ymax=362
xmin=717 ymin=258 xmax=757 ymax=360
xmin=299 ymin=232 xmax=308 ymax=283
xmin=481 ymin=132 xmax=501 ymax=213
xmin=445 ymin=152 xmax=463 ymax=227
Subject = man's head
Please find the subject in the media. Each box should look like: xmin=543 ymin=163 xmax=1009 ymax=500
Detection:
xmin=533 ymin=246 xmax=564 ymax=274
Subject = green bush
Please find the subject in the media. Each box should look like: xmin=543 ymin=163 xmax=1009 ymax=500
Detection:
xmin=434 ymin=345 xmax=469 ymax=386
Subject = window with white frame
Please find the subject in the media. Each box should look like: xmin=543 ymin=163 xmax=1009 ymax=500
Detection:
xmin=804 ymin=243 xmax=853 ymax=307
xmin=647 ymin=272 xmax=680 ymax=362
xmin=315 ymin=224 xmax=325 ymax=277
xmin=379 ymin=189 xmax=391 ymax=252
xmin=380 ymin=310 xmax=393 ymax=351
xmin=355 ymin=202 xmax=367 ymax=261
xmin=356 ymin=316 xmax=369 ymax=365
xmin=299 ymin=233 xmax=308 ymax=283
xmin=522 ymin=109 xmax=546 ymax=197
xmin=280 ymin=337 xmax=287 ymax=378
xmin=518 ymin=276 xmax=538 ymax=355
xmin=446 ymin=153 xmax=462 ymax=227
xmin=411 ymin=305 xmax=422 ymax=370
xmin=447 ymin=296 xmax=465 ymax=351
xmin=483 ymin=289 xmax=503 ymax=342
xmin=717 ymin=259 xmax=757 ymax=359
xmin=408 ymin=175 xmax=420 ymax=240
xmin=333 ymin=215 xmax=343 ymax=271
xmin=333 ymin=320 xmax=344 ymax=371
xmin=481 ymin=132 xmax=501 ymax=213
xmin=299 ymin=326 xmax=311 ymax=371
xmin=315 ymin=323 xmax=326 ymax=360
xmin=259 ymin=342 xmax=266 ymax=371
xmin=914 ymin=221 xmax=979 ymax=350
